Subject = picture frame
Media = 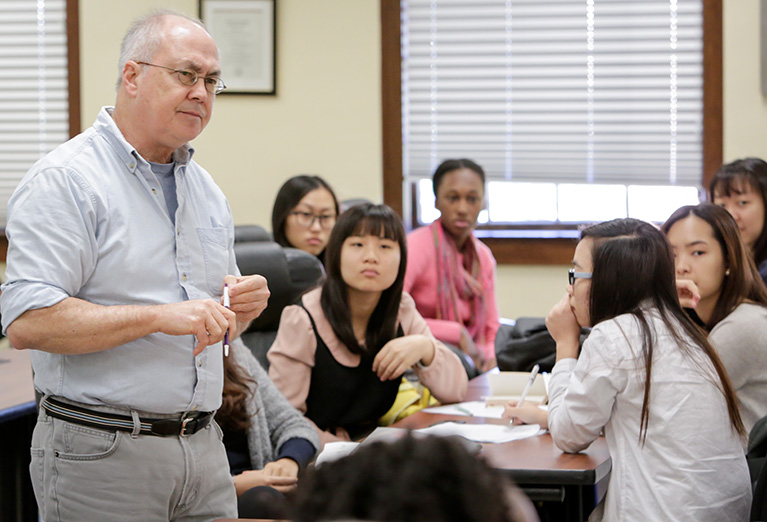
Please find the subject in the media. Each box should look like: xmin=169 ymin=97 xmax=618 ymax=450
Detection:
xmin=199 ymin=0 xmax=276 ymax=95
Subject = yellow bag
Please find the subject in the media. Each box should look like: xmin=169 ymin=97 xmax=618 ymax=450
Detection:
xmin=379 ymin=377 xmax=439 ymax=426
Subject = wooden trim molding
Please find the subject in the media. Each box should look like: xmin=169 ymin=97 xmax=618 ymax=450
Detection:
xmin=66 ymin=0 xmax=81 ymax=138
xmin=482 ymin=237 xmax=576 ymax=265
xmin=381 ymin=0 xmax=723 ymax=265
xmin=702 ymin=0 xmax=722 ymax=195
xmin=380 ymin=0 xmax=403 ymax=216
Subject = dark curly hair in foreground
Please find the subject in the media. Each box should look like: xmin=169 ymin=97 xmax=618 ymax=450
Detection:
xmin=290 ymin=434 xmax=536 ymax=522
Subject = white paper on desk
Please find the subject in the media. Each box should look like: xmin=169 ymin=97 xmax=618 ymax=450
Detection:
xmin=423 ymin=401 xmax=504 ymax=418
xmin=314 ymin=441 xmax=358 ymax=467
xmin=415 ymin=422 xmax=543 ymax=443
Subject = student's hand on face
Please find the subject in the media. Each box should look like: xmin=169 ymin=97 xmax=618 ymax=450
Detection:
xmin=675 ymin=278 xmax=701 ymax=309
xmin=546 ymin=293 xmax=581 ymax=360
xmin=502 ymin=400 xmax=549 ymax=429
xmin=222 ymin=274 xmax=270 ymax=324
xmin=373 ymin=335 xmax=435 ymax=381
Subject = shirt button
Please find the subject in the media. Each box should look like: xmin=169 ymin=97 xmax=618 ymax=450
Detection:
xmin=152 ymin=188 xmax=157 ymax=195
xmin=198 ymin=360 xmax=203 ymax=368
xmin=176 ymin=228 xmax=180 ymax=236
xmin=182 ymin=273 xmax=187 ymax=281
xmin=129 ymin=162 xmax=135 ymax=169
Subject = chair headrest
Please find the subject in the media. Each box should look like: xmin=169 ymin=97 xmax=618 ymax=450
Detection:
xmin=234 ymin=224 xmax=273 ymax=243
xmin=234 ymin=242 xmax=324 ymax=331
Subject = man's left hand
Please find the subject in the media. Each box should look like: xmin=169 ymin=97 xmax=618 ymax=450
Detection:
xmin=222 ymin=275 xmax=270 ymax=334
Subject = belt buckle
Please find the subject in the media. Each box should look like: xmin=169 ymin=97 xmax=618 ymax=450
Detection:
xmin=179 ymin=413 xmax=195 ymax=436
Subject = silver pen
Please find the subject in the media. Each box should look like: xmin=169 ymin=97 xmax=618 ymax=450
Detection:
xmin=517 ymin=364 xmax=540 ymax=406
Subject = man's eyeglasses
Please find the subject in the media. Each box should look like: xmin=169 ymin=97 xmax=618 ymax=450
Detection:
xmin=136 ymin=62 xmax=227 ymax=95
xmin=290 ymin=211 xmax=337 ymax=230
xmin=568 ymin=268 xmax=592 ymax=285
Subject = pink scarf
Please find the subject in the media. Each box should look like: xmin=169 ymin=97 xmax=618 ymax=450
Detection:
xmin=430 ymin=219 xmax=487 ymax=362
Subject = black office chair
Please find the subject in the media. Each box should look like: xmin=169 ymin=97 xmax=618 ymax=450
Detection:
xmin=234 ymin=224 xmax=272 ymax=243
xmin=339 ymin=198 xmax=373 ymax=214
xmin=749 ymin=415 xmax=767 ymax=521
xmin=234 ymin=240 xmax=325 ymax=369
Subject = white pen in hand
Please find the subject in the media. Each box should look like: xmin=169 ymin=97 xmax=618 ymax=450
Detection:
xmin=223 ymin=283 xmax=230 ymax=357
xmin=517 ymin=364 xmax=540 ymax=407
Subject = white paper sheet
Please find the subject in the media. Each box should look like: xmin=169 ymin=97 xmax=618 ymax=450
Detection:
xmin=415 ymin=422 xmax=544 ymax=443
xmin=314 ymin=441 xmax=358 ymax=467
xmin=422 ymin=400 xmax=505 ymax=418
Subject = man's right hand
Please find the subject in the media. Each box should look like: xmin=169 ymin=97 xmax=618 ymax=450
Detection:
xmin=154 ymin=299 xmax=236 ymax=356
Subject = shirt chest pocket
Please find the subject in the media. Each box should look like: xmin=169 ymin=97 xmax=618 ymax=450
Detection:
xmin=197 ymin=227 xmax=231 ymax=294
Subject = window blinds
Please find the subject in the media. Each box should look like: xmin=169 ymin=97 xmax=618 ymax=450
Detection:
xmin=0 ymin=0 xmax=68 ymax=226
xmin=401 ymin=0 xmax=703 ymax=187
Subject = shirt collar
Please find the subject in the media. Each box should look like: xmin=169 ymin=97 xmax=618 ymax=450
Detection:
xmin=93 ymin=106 xmax=195 ymax=174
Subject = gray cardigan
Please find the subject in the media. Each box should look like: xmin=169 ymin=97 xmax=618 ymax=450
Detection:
xmin=231 ymin=339 xmax=320 ymax=470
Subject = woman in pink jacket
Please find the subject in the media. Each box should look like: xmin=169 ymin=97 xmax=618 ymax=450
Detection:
xmin=268 ymin=203 xmax=468 ymax=445
xmin=404 ymin=159 xmax=500 ymax=372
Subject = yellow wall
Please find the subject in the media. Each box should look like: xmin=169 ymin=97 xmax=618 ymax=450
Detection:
xmin=79 ymin=0 xmax=382 ymax=224
xmin=723 ymin=0 xmax=767 ymax=161
xmin=78 ymin=0 xmax=767 ymax=319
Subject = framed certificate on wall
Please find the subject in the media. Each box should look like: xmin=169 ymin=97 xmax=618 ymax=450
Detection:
xmin=200 ymin=0 xmax=276 ymax=95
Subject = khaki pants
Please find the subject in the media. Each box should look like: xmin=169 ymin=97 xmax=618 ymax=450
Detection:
xmin=29 ymin=402 xmax=237 ymax=522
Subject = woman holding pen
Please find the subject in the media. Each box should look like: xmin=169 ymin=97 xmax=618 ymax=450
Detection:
xmin=503 ymin=218 xmax=750 ymax=521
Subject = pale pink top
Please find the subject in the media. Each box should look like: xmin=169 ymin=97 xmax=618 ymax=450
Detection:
xmin=403 ymin=225 xmax=500 ymax=361
xmin=268 ymin=288 xmax=468 ymax=442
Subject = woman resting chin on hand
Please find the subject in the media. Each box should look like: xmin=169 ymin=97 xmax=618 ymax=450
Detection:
xmin=507 ymin=217 xmax=750 ymax=522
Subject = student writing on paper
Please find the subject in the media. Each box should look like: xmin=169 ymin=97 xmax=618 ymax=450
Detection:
xmin=663 ymin=203 xmax=767 ymax=434
xmin=268 ymin=203 xmax=468 ymax=446
xmin=502 ymin=218 xmax=751 ymax=521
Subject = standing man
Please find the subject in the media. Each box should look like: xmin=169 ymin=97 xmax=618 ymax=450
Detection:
xmin=0 ymin=11 xmax=268 ymax=521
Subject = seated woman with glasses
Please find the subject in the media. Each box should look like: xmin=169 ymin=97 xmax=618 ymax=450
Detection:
xmin=268 ymin=203 xmax=468 ymax=446
xmin=272 ymin=175 xmax=339 ymax=264
xmin=404 ymin=158 xmax=500 ymax=373
xmin=662 ymin=203 xmax=767 ymax=434
xmin=502 ymin=218 xmax=751 ymax=521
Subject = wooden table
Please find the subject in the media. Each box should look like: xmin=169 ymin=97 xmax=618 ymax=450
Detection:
xmin=393 ymin=372 xmax=612 ymax=522
xmin=0 ymin=343 xmax=38 ymax=522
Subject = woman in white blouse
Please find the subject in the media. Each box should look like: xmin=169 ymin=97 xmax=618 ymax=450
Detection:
xmin=504 ymin=218 xmax=751 ymax=521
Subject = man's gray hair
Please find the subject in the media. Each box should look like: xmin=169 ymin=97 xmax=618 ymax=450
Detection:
xmin=116 ymin=10 xmax=208 ymax=90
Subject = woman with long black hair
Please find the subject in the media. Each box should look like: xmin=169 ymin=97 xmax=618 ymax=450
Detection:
xmin=663 ymin=203 xmax=767 ymax=433
xmin=268 ymin=203 xmax=468 ymax=444
xmin=504 ymin=218 xmax=751 ymax=521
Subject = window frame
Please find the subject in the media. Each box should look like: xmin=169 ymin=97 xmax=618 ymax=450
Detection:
xmin=0 ymin=0 xmax=79 ymax=262
xmin=380 ymin=0 xmax=722 ymax=265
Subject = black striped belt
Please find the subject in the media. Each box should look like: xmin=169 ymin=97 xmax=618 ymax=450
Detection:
xmin=41 ymin=396 xmax=214 ymax=437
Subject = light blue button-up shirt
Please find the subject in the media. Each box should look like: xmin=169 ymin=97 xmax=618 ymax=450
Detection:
xmin=1 ymin=107 xmax=239 ymax=414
